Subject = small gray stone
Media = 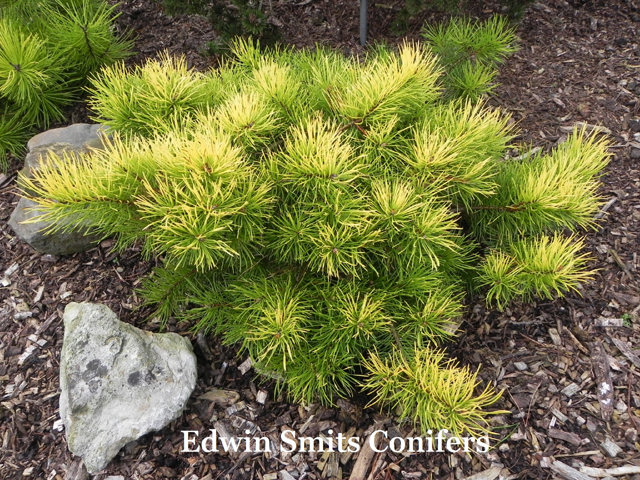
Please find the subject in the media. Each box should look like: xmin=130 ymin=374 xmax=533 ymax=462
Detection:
xmin=630 ymin=147 xmax=640 ymax=159
xmin=8 ymin=197 xmax=101 ymax=256
xmin=60 ymin=302 xmax=197 ymax=474
xmin=513 ymin=361 xmax=528 ymax=371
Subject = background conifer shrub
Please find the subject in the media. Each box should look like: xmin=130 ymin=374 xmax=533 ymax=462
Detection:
xmin=393 ymin=0 xmax=537 ymax=33
xmin=159 ymin=0 xmax=278 ymax=48
xmin=423 ymin=16 xmax=517 ymax=100
xmin=0 ymin=0 xmax=132 ymax=169
xmin=22 ymin=23 xmax=610 ymax=435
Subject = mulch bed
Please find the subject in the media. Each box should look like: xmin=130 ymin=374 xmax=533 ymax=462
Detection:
xmin=1 ymin=0 xmax=640 ymax=479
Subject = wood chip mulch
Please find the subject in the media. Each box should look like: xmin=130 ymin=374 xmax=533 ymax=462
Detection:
xmin=2 ymin=0 xmax=640 ymax=479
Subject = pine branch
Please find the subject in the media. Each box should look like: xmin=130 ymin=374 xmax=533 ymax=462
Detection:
xmin=469 ymin=128 xmax=610 ymax=242
xmin=326 ymin=42 xmax=441 ymax=125
xmin=362 ymin=345 xmax=506 ymax=436
xmin=478 ymin=234 xmax=594 ymax=309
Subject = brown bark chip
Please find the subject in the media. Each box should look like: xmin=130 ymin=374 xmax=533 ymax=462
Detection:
xmin=589 ymin=341 xmax=614 ymax=422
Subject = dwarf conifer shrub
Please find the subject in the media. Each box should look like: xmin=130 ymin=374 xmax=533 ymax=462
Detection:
xmin=0 ymin=107 xmax=31 ymax=166
xmin=0 ymin=0 xmax=132 ymax=168
xmin=22 ymin=30 xmax=609 ymax=435
xmin=392 ymin=0 xmax=460 ymax=34
xmin=393 ymin=0 xmax=537 ymax=33
xmin=160 ymin=0 xmax=278 ymax=46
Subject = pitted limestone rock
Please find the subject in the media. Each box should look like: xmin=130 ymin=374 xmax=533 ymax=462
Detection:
xmin=60 ymin=302 xmax=197 ymax=474
xmin=9 ymin=124 xmax=110 ymax=255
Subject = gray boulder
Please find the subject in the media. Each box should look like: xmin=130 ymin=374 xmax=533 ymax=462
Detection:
xmin=22 ymin=123 xmax=110 ymax=186
xmin=9 ymin=124 xmax=110 ymax=255
xmin=60 ymin=302 xmax=197 ymax=474
xmin=27 ymin=123 xmax=107 ymax=152
xmin=8 ymin=198 xmax=102 ymax=256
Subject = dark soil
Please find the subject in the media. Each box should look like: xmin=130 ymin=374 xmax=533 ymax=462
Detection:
xmin=2 ymin=0 xmax=640 ymax=479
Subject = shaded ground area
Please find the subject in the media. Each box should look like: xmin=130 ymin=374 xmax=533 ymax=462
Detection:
xmin=1 ymin=0 xmax=640 ymax=479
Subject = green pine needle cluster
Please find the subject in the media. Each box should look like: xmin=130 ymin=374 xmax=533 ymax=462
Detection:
xmin=0 ymin=107 xmax=30 ymax=164
xmin=478 ymin=235 xmax=594 ymax=309
xmin=88 ymin=54 xmax=222 ymax=137
xmin=22 ymin=20 xmax=609 ymax=436
xmin=423 ymin=16 xmax=518 ymax=100
xmin=469 ymin=129 xmax=610 ymax=242
xmin=0 ymin=0 xmax=132 ymax=169
xmin=363 ymin=347 xmax=504 ymax=437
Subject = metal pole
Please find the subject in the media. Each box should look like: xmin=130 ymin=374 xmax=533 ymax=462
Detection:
xmin=360 ymin=0 xmax=368 ymax=46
